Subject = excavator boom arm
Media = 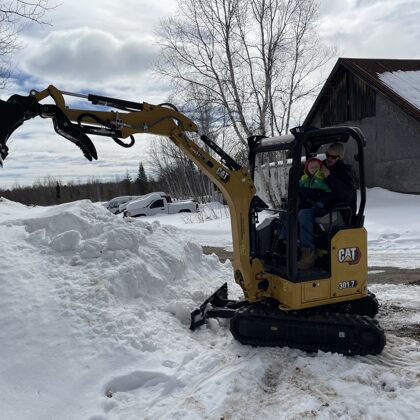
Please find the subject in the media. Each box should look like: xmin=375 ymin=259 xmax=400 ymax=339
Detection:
xmin=0 ymin=86 xmax=198 ymax=161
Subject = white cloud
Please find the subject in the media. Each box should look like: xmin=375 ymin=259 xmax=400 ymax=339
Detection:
xmin=12 ymin=0 xmax=177 ymax=100
xmin=319 ymin=0 xmax=420 ymax=58
xmin=21 ymin=28 xmax=157 ymax=84
xmin=1 ymin=1 xmax=178 ymax=188
xmin=2 ymin=0 xmax=420 ymax=188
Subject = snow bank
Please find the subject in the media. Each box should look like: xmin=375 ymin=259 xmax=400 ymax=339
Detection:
xmin=0 ymin=199 xmax=236 ymax=419
xmin=1 ymin=195 xmax=420 ymax=419
xmin=1 ymin=199 xmax=231 ymax=340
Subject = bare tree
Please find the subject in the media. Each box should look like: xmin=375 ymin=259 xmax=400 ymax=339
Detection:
xmin=157 ymin=0 xmax=333 ymax=141
xmin=149 ymin=134 xmax=210 ymax=200
xmin=0 ymin=0 xmax=54 ymax=86
xmin=155 ymin=0 xmax=334 ymax=206
xmin=149 ymin=90 xmax=231 ymax=200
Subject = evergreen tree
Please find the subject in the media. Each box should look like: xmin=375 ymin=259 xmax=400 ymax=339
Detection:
xmin=136 ymin=162 xmax=148 ymax=194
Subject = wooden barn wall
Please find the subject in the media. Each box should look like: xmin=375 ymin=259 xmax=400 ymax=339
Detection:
xmin=320 ymin=70 xmax=376 ymax=127
xmin=319 ymin=70 xmax=347 ymax=126
xmin=348 ymin=73 xmax=376 ymax=121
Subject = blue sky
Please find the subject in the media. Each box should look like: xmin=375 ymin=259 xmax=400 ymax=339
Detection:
xmin=1 ymin=0 xmax=419 ymax=188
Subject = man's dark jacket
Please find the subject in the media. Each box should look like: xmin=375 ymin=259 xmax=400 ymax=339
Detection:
xmin=323 ymin=159 xmax=359 ymax=215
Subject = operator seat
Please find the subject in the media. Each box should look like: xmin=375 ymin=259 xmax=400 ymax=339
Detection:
xmin=315 ymin=210 xmax=345 ymax=233
xmin=315 ymin=203 xmax=353 ymax=234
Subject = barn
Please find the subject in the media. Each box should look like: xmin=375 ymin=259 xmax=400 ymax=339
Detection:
xmin=304 ymin=58 xmax=420 ymax=193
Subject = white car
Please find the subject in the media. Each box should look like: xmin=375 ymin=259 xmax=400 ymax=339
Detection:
xmin=124 ymin=192 xmax=198 ymax=217
xmin=105 ymin=195 xmax=141 ymax=214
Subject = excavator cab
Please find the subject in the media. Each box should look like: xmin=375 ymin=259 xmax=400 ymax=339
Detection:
xmin=248 ymin=126 xmax=366 ymax=283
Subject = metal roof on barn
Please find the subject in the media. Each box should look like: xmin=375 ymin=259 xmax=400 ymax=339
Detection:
xmin=305 ymin=58 xmax=420 ymax=125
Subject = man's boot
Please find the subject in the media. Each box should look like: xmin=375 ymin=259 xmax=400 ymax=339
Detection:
xmin=297 ymin=248 xmax=315 ymax=270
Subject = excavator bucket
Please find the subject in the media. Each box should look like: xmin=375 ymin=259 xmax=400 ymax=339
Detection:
xmin=0 ymin=95 xmax=98 ymax=163
xmin=47 ymin=104 xmax=98 ymax=161
xmin=0 ymin=98 xmax=26 ymax=163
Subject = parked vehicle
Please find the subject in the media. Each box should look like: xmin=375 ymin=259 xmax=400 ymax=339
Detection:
xmin=105 ymin=195 xmax=141 ymax=214
xmin=124 ymin=192 xmax=198 ymax=217
xmin=118 ymin=197 xmax=140 ymax=213
xmin=118 ymin=192 xmax=168 ymax=214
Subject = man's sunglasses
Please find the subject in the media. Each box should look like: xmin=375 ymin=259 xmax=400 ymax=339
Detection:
xmin=326 ymin=153 xmax=340 ymax=159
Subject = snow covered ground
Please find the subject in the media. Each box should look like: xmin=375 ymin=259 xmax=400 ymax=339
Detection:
xmin=0 ymin=187 xmax=419 ymax=420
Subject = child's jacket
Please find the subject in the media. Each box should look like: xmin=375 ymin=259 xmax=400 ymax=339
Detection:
xmin=299 ymin=169 xmax=332 ymax=216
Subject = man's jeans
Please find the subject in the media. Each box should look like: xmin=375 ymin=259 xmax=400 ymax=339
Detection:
xmin=298 ymin=208 xmax=315 ymax=250
xmin=279 ymin=208 xmax=316 ymax=251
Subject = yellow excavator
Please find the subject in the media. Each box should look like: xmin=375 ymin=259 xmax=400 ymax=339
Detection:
xmin=0 ymin=86 xmax=385 ymax=355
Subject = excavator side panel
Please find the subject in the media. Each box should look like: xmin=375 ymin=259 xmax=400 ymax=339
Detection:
xmin=330 ymin=227 xmax=368 ymax=298
xmin=260 ymin=227 xmax=368 ymax=310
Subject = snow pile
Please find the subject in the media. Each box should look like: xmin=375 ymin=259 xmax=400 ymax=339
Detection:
xmin=1 ymin=192 xmax=420 ymax=419
xmin=365 ymin=188 xmax=420 ymax=267
xmin=0 ymin=198 xmax=236 ymax=419
xmin=1 ymin=199 xmax=231 ymax=346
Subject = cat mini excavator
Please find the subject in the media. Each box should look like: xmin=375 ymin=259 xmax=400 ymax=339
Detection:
xmin=0 ymin=86 xmax=385 ymax=355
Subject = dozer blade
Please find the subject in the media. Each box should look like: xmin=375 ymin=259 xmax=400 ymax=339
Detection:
xmin=190 ymin=283 xmax=247 ymax=330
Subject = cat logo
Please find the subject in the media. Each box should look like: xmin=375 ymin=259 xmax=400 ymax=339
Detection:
xmin=216 ymin=167 xmax=230 ymax=182
xmin=338 ymin=247 xmax=361 ymax=265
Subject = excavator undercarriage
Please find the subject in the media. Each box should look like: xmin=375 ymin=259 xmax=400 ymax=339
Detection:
xmin=190 ymin=283 xmax=385 ymax=355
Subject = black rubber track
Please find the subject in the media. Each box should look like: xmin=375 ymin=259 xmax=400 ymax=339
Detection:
xmin=230 ymin=302 xmax=386 ymax=356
